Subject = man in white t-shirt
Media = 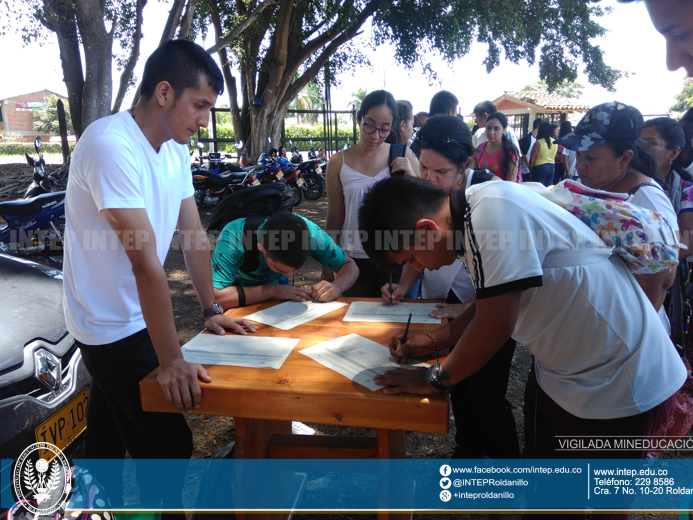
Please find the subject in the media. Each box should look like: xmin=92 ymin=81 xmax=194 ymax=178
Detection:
xmin=360 ymin=175 xmax=685 ymax=459
xmin=63 ymin=40 xmax=255 ymax=476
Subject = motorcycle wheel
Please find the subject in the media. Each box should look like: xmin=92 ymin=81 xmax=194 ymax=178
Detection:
xmin=303 ymin=172 xmax=325 ymax=201
xmin=289 ymin=183 xmax=304 ymax=207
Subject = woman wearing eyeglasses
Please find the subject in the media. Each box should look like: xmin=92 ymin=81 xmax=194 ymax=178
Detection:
xmin=325 ymin=89 xmax=420 ymax=297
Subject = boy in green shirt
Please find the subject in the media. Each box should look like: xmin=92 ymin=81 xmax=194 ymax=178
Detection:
xmin=212 ymin=213 xmax=358 ymax=309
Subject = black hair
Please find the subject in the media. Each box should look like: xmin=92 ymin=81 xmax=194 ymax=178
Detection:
xmin=397 ymin=100 xmax=414 ymax=122
xmin=559 ymin=121 xmax=572 ymax=138
xmin=359 ymin=176 xmax=449 ymax=271
xmin=605 ymin=139 xmax=657 ymax=180
xmin=140 ymin=39 xmax=224 ymax=100
xmin=532 ymin=118 xmax=543 ymax=130
xmin=260 ymin=213 xmax=310 ymax=270
xmin=679 ymin=107 xmax=693 ymax=173
xmin=643 ymin=117 xmax=692 ymax=179
xmin=358 ymin=90 xmax=398 ymax=144
xmin=358 ymin=89 xmax=398 ymax=124
xmin=414 ymin=111 xmax=429 ymax=127
xmin=485 ymin=112 xmax=520 ymax=181
xmin=429 ymin=91 xmax=459 ymax=117
xmin=473 ymin=100 xmax=497 ymax=118
xmin=536 ymin=122 xmax=553 ymax=149
xmin=411 ymin=115 xmax=475 ymax=170
xmin=549 ymin=124 xmax=559 ymax=138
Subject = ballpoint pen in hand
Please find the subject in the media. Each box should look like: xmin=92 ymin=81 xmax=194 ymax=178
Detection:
xmin=312 ymin=266 xmax=326 ymax=303
xmin=398 ymin=313 xmax=412 ymax=365
xmin=389 ymin=273 xmax=393 ymax=305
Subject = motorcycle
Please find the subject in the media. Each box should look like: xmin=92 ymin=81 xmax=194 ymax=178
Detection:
xmin=191 ymin=142 xmax=262 ymax=207
xmin=24 ymin=136 xmax=68 ymax=198
xmin=0 ymin=191 xmax=66 ymax=268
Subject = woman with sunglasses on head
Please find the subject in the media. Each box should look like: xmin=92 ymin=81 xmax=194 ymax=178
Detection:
xmin=382 ymin=115 xmax=519 ymax=460
xmin=325 ymin=90 xmax=420 ymax=297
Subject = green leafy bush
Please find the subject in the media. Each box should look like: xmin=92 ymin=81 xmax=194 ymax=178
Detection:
xmin=196 ymin=123 xmax=357 ymax=153
xmin=0 ymin=143 xmax=76 ymax=157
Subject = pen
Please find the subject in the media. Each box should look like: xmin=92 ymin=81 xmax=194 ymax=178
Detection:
xmin=389 ymin=273 xmax=393 ymax=305
xmin=312 ymin=267 xmax=326 ymax=303
xmin=398 ymin=313 xmax=412 ymax=365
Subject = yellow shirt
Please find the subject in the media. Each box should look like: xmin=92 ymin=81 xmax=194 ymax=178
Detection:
xmin=534 ymin=138 xmax=558 ymax=167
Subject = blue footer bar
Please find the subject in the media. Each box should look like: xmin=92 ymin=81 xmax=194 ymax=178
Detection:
xmin=3 ymin=458 xmax=693 ymax=511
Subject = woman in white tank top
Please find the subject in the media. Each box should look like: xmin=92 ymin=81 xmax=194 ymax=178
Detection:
xmin=324 ymin=90 xmax=419 ymax=296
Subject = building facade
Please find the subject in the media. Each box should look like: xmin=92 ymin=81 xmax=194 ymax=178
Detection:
xmin=0 ymin=89 xmax=68 ymax=143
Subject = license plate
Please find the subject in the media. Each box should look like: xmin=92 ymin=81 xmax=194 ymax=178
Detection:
xmin=252 ymin=179 xmax=261 ymax=186
xmin=35 ymin=387 xmax=89 ymax=453
xmin=296 ymin=178 xmax=304 ymax=187
xmin=276 ymin=172 xmax=284 ymax=180
xmin=315 ymin=167 xmax=322 ymax=174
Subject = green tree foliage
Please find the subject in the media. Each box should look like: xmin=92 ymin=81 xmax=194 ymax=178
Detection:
xmin=671 ymin=79 xmax=693 ymax=113
xmin=348 ymin=88 xmax=368 ymax=111
xmin=288 ymin=79 xmax=326 ymax=123
xmin=521 ymin=79 xmax=585 ymax=99
xmin=33 ymin=96 xmax=75 ymax=135
xmin=201 ymin=0 xmax=622 ymax=160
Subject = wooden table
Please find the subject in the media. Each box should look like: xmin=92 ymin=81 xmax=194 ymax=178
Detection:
xmin=141 ymin=298 xmax=448 ymax=460
xmin=141 ymin=298 xmax=448 ymax=518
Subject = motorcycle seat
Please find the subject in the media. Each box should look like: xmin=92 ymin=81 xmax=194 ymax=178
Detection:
xmin=210 ymin=171 xmax=250 ymax=185
xmin=0 ymin=191 xmax=66 ymax=217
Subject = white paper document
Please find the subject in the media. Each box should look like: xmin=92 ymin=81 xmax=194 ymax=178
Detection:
xmin=342 ymin=302 xmax=441 ymax=324
xmin=299 ymin=333 xmax=430 ymax=391
xmin=181 ymin=333 xmax=298 ymax=369
xmin=243 ymin=300 xmax=347 ymax=330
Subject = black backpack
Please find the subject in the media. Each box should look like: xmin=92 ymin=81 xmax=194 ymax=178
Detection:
xmin=207 ymin=183 xmax=295 ymax=273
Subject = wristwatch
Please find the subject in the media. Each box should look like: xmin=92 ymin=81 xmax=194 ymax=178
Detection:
xmin=426 ymin=363 xmax=449 ymax=392
xmin=202 ymin=302 xmax=224 ymax=322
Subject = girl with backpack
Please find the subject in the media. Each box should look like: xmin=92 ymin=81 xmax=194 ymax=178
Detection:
xmin=325 ymin=90 xmax=420 ymax=297
xmin=473 ymin=112 xmax=520 ymax=183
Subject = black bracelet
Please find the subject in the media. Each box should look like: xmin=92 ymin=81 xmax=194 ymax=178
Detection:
xmin=236 ymin=286 xmax=246 ymax=308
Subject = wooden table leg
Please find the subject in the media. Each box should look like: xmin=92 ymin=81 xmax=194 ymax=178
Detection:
xmin=234 ymin=417 xmax=291 ymax=459
xmin=376 ymin=429 xmax=411 ymax=520
xmin=234 ymin=418 xmax=292 ymax=520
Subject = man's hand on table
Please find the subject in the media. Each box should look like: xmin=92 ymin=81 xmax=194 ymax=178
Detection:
xmin=311 ymin=280 xmax=340 ymax=302
xmin=204 ymin=315 xmax=257 ymax=335
xmin=272 ymin=284 xmax=312 ymax=302
xmin=389 ymin=331 xmax=433 ymax=364
xmin=158 ymin=358 xmax=211 ymax=413
xmin=374 ymin=366 xmax=437 ymax=395
xmin=429 ymin=302 xmax=469 ymax=320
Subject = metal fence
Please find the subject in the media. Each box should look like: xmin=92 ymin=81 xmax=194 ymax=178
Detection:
xmin=196 ymin=106 xmax=358 ymax=158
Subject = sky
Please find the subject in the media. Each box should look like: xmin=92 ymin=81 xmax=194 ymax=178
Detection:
xmin=0 ymin=1 xmax=688 ymax=119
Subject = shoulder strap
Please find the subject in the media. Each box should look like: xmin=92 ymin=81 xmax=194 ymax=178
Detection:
xmin=389 ymin=143 xmax=407 ymax=175
xmin=628 ymin=181 xmax=664 ymax=196
xmin=448 ymin=189 xmax=467 ymax=254
xmin=240 ymin=214 xmax=268 ymax=274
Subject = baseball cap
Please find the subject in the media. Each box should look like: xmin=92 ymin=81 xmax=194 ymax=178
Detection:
xmin=556 ymin=101 xmax=644 ymax=152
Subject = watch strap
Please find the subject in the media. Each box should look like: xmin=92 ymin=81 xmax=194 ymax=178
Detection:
xmin=203 ymin=302 xmax=223 ymax=321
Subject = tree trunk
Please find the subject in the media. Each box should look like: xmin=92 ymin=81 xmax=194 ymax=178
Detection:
xmin=75 ymin=0 xmax=114 ymax=131
xmin=41 ymin=0 xmax=85 ymax=137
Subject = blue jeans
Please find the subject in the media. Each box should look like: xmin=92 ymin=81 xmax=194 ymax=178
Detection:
xmin=531 ymin=163 xmax=555 ymax=186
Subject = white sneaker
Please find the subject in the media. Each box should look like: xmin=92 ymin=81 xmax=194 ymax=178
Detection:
xmin=292 ymin=421 xmax=315 ymax=435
